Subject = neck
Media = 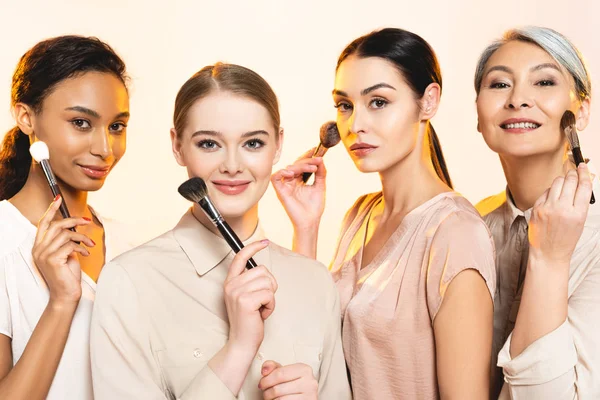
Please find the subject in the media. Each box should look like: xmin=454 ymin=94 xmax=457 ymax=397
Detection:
xmin=379 ymin=124 xmax=449 ymax=219
xmin=193 ymin=203 xmax=259 ymax=242
xmin=10 ymin=163 xmax=90 ymax=225
xmin=501 ymin=150 xmax=569 ymax=211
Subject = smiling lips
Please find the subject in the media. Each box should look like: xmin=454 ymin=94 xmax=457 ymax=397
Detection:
xmin=212 ymin=180 xmax=251 ymax=195
xmin=79 ymin=164 xmax=110 ymax=179
xmin=500 ymin=118 xmax=542 ymax=133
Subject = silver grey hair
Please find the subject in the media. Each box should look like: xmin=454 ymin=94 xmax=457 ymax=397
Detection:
xmin=474 ymin=26 xmax=591 ymax=100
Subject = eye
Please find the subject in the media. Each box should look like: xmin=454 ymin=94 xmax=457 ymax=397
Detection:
xmin=490 ymin=82 xmax=510 ymax=89
xmin=334 ymin=102 xmax=353 ymax=112
xmin=196 ymin=139 xmax=220 ymax=151
xmin=110 ymin=122 xmax=127 ymax=134
xmin=369 ymin=98 xmax=388 ymax=109
xmin=71 ymin=119 xmax=91 ymax=130
xmin=244 ymin=139 xmax=265 ymax=150
xmin=536 ymin=79 xmax=556 ymax=87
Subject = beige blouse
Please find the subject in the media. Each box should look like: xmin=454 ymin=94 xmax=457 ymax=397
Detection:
xmin=330 ymin=191 xmax=496 ymax=400
xmin=90 ymin=210 xmax=351 ymax=400
xmin=478 ymin=170 xmax=600 ymax=400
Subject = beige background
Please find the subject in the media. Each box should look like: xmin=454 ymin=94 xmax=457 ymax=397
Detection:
xmin=1 ymin=0 xmax=598 ymax=266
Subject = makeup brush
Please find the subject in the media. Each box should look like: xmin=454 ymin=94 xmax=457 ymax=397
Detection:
xmin=561 ymin=110 xmax=595 ymax=204
xmin=302 ymin=121 xmax=341 ymax=183
xmin=29 ymin=141 xmax=77 ymax=232
xmin=178 ymin=177 xmax=257 ymax=269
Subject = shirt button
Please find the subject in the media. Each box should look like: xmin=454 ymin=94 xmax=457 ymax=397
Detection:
xmin=257 ymin=352 xmax=264 ymax=361
xmin=193 ymin=349 xmax=202 ymax=358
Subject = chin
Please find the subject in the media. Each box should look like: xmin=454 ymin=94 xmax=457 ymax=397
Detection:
xmin=352 ymin=157 xmax=397 ymax=174
xmin=489 ymin=140 xmax=562 ymax=159
xmin=62 ymin=177 xmax=106 ymax=192
xmin=211 ymin=197 xmax=255 ymax=219
xmin=353 ymin=162 xmax=379 ymax=173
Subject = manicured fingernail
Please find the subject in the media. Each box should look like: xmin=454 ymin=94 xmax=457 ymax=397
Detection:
xmin=261 ymin=239 xmax=270 ymax=244
xmin=54 ymin=194 xmax=61 ymax=201
xmin=82 ymin=217 xmax=91 ymax=222
xmin=90 ymin=239 xmax=96 ymax=246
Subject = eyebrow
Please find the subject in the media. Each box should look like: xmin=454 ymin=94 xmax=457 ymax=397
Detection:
xmin=531 ymin=63 xmax=561 ymax=73
xmin=484 ymin=63 xmax=562 ymax=77
xmin=65 ymin=106 xmax=130 ymax=120
xmin=332 ymin=82 xmax=396 ymax=97
xmin=191 ymin=130 xmax=270 ymax=139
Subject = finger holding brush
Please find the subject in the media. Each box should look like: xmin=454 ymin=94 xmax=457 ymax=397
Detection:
xmin=301 ymin=121 xmax=341 ymax=183
xmin=271 ymin=153 xmax=327 ymax=257
xmin=32 ymin=195 xmax=95 ymax=305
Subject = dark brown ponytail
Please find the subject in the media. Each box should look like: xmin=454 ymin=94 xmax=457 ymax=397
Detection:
xmin=428 ymin=124 xmax=452 ymax=188
xmin=0 ymin=127 xmax=31 ymax=200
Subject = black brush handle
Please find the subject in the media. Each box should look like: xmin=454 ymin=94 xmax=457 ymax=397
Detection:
xmin=40 ymin=160 xmax=80 ymax=237
xmin=572 ymin=148 xmax=595 ymax=204
xmin=215 ymin=220 xmax=258 ymax=269
xmin=301 ymin=171 xmax=313 ymax=183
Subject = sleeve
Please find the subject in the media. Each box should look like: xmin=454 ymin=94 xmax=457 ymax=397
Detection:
xmin=426 ymin=211 xmax=496 ymax=322
xmin=180 ymin=368 xmax=238 ymax=400
xmin=497 ymin=237 xmax=600 ymax=399
xmin=91 ymin=261 xmax=238 ymax=400
xmin=90 ymin=261 xmax=169 ymax=400
xmin=0 ymin=258 xmax=12 ymax=338
xmin=316 ymin=273 xmax=353 ymax=399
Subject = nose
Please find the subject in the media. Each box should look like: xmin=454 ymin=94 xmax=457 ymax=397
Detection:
xmin=90 ymin=128 xmax=113 ymax=160
xmin=349 ymin=106 xmax=367 ymax=136
xmin=506 ymin=83 xmax=533 ymax=110
xmin=219 ymin=147 xmax=243 ymax=175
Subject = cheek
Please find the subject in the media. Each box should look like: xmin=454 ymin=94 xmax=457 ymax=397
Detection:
xmin=48 ymin=131 xmax=89 ymax=163
xmin=111 ymin=136 xmax=127 ymax=159
xmin=537 ymin=91 xmax=573 ymax=117
xmin=377 ymin=107 xmax=418 ymax=145
xmin=336 ymin=115 xmax=351 ymax=139
xmin=242 ymin=151 xmax=274 ymax=180
xmin=476 ymin=95 xmax=501 ymax=126
xmin=182 ymin=147 xmax=221 ymax=178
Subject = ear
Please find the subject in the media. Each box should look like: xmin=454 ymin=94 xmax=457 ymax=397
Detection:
xmin=13 ymin=103 xmax=35 ymax=136
xmin=575 ymin=97 xmax=591 ymax=131
xmin=170 ymin=128 xmax=186 ymax=167
xmin=273 ymin=127 xmax=284 ymax=165
xmin=420 ymin=83 xmax=441 ymax=120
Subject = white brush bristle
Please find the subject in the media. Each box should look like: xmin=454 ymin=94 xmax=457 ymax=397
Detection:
xmin=29 ymin=141 xmax=50 ymax=162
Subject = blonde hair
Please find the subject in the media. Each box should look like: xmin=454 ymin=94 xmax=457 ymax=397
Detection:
xmin=173 ymin=63 xmax=280 ymax=137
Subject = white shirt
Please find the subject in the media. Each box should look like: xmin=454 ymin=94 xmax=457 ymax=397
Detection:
xmin=0 ymin=200 xmax=132 ymax=400
xmin=477 ymin=165 xmax=600 ymax=399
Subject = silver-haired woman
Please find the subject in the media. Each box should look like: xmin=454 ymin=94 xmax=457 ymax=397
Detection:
xmin=475 ymin=26 xmax=599 ymax=399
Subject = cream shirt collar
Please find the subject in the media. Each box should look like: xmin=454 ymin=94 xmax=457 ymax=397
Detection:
xmin=502 ymin=159 xmax=599 ymax=240
xmin=172 ymin=208 xmax=269 ymax=276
